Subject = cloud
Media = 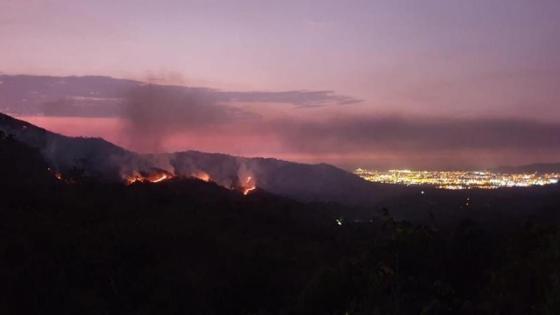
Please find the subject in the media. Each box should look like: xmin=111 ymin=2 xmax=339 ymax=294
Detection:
xmin=4 ymin=75 xmax=558 ymax=168
xmin=0 ymin=75 xmax=361 ymax=116
xmin=117 ymin=84 xmax=560 ymax=166
xmin=217 ymin=90 xmax=361 ymax=107
xmin=274 ymin=115 xmax=560 ymax=154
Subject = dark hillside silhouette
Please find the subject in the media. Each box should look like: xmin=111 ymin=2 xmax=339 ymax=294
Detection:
xmin=0 ymin=112 xmax=405 ymax=205
xmin=2 ymin=132 xmax=560 ymax=314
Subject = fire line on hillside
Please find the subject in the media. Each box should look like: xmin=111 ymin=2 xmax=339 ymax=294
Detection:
xmin=123 ymin=169 xmax=257 ymax=196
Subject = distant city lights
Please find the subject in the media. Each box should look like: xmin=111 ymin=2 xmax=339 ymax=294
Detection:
xmin=354 ymin=168 xmax=560 ymax=190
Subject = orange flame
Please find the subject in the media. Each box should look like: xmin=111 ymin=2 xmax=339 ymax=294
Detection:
xmin=48 ymin=168 xmax=63 ymax=181
xmin=243 ymin=186 xmax=256 ymax=195
xmin=241 ymin=176 xmax=256 ymax=196
xmin=192 ymin=170 xmax=211 ymax=182
xmin=124 ymin=169 xmax=256 ymax=195
xmin=126 ymin=170 xmax=174 ymax=185
xmin=150 ymin=173 xmax=170 ymax=183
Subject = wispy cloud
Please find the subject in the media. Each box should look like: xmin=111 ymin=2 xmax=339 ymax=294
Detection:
xmin=273 ymin=115 xmax=560 ymax=153
xmin=0 ymin=75 xmax=361 ymax=117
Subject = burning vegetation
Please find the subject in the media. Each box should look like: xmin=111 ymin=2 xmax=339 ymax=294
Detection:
xmin=191 ymin=170 xmax=211 ymax=182
xmin=48 ymin=168 xmax=68 ymax=182
xmin=124 ymin=168 xmax=257 ymax=196
xmin=125 ymin=169 xmax=175 ymax=185
xmin=241 ymin=176 xmax=257 ymax=195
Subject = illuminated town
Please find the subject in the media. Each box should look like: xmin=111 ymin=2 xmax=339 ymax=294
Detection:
xmin=354 ymin=168 xmax=560 ymax=190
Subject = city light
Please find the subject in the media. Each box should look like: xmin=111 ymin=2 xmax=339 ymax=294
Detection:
xmin=354 ymin=168 xmax=560 ymax=190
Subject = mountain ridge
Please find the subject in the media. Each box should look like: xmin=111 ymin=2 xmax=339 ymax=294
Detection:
xmin=0 ymin=112 xmax=394 ymax=204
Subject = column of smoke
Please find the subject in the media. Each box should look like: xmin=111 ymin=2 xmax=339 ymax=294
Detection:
xmin=166 ymin=151 xmax=260 ymax=191
xmin=120 ymin=85 xmax=260 ymax=186
xmin=123 ymin=85 xmax=202 ymax=153
xmin=121 ymin=84 xmax=261 ymax=151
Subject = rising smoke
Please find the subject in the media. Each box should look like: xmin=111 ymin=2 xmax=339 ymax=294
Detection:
xmin=121 ymin=84 xmax=258 ymax=153
xmin=119 ymin=85 xmax=560 ymax=169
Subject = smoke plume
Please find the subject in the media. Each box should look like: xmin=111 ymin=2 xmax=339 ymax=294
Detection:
xmin=122 ymin=85 xmax=258 ymax=152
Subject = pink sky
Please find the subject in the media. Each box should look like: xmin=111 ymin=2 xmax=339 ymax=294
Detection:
xmin=3 ymin=0 xmax=560 ymax=168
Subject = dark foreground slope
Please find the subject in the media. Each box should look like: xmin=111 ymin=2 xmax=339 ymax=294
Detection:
xmin=3 ymin=132 xmax=560 ymax=314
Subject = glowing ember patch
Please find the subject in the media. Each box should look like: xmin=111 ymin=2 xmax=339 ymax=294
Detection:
xmin=241 ymin=176 xmax=257 ymax=196
xmin=48 ymin=168 xmax=63 ymax=180
xmin=243 ymin=186 xmax=256 ymax=195
xmin=150 ymin=173 xmax=170 ymax=183
xmin=192 ymin=170 xmax=211 ymax=182
xmin=126 ymin=176 xmax=141 ymax=185
xmin=125 ymin=170 xmax=174 ymax=185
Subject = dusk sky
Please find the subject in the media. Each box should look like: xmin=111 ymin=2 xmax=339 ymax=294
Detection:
xmin=2 ymin=0 xmax=560 ymax=169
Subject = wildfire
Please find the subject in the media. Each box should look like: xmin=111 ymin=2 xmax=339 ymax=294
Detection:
xmin=48 ymin=168 xmax=63 ymax=181
xmin=123 ymin=168 xmax=257 ymax=196
xmin=126 ymin=170 xmax=174 ymax=185
xmin=192 ymin=170 xmax=211 ymax=182
xmin=243 ymin=186 xmax=256 ymax=195
xmin=150 ymin=173 xmax=171 ymax=183
xmin=241 ymin=176 xmax=257 ymax=196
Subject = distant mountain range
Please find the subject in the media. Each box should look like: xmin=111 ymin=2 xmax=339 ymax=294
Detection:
xmin=0 ymin=112 xmax=397 ymax=204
